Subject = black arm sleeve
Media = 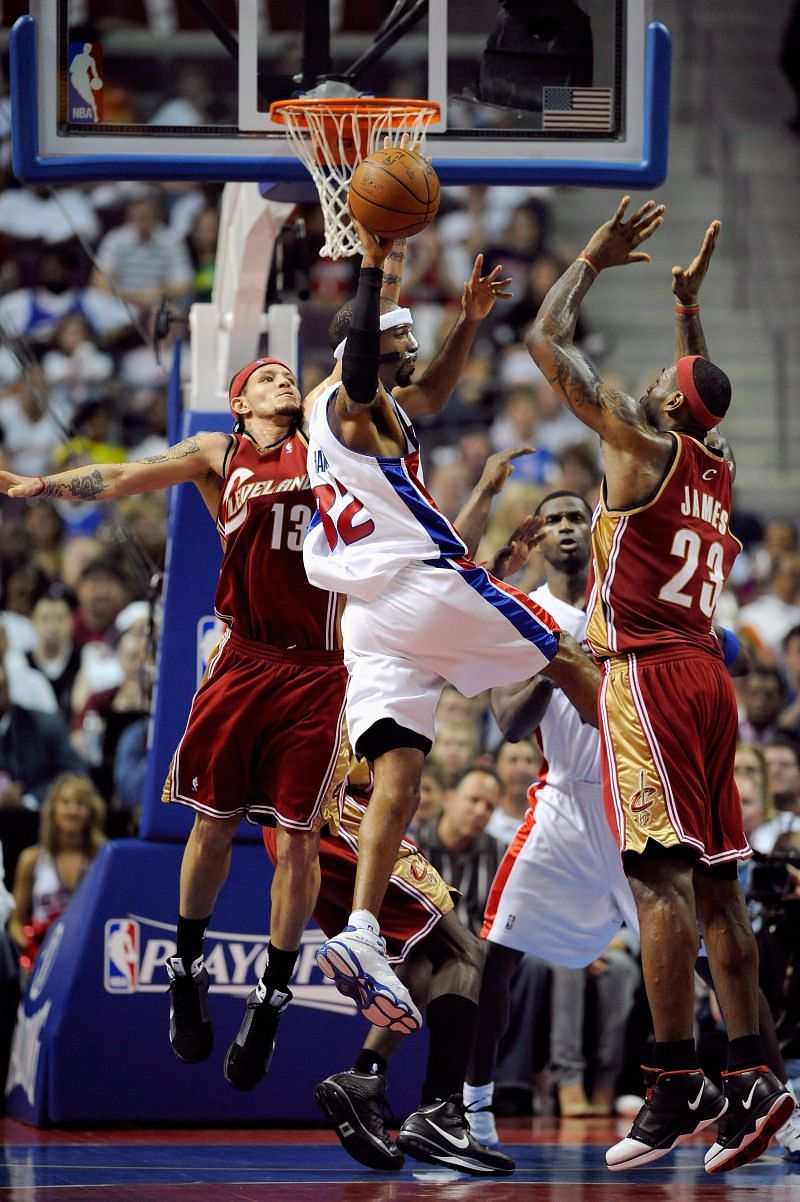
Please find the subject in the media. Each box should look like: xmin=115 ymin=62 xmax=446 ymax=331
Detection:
xmin=342 ymin=266 xmax=383 ymax=404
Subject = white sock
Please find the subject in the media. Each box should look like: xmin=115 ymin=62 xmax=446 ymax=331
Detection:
xmin=463 ymin=1081 xmax=494 ymax=1111
xmin=349 ymin=909 xmax=380 ymax=935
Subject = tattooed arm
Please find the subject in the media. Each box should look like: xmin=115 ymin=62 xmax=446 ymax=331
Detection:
xmin=0 ymin=432 xmax=230 ymax=502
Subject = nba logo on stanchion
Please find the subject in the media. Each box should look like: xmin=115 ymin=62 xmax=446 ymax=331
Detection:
xmin=104 ymin=920 xmax=139 ymax=993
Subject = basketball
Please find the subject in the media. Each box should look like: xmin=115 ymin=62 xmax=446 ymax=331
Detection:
xmin=348 ymin=147 xmax=440 ymax=240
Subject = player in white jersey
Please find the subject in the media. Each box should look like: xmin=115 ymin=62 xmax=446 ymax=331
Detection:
xmin=303 ymin=219 xmax=600 ymax=1035
xmin=464 ymin=490 xmax=639 ymax=1139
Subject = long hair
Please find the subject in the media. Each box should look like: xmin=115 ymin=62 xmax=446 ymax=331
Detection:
xmin=39 ymin=772 xmax=107 ymax=857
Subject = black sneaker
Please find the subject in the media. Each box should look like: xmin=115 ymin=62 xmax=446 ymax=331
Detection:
xmin=704 ymin=1066 xmax=795 ymax=1174
xmin=166 ymin=955 xmax=213 ymax=1063
xmin=396 ymin=1094 xmax=515 ymax=1176
xmin=223 ymin=980 xmax=291 ymax=1091
xmin=606 ymin=1067 xmax=726 ymax=1170
xmin=314 ymin=1070 xmax=404 ymax=1171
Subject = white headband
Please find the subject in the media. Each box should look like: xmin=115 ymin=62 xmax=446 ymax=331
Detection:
xmin=333 ymin=307 xmax=414 ymax=362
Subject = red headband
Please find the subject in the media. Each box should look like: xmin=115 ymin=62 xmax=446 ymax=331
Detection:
xmin=675 ymin=355 xmax=718 ymax=430
xmin=228 ymin=358 xmax=293 ymax=417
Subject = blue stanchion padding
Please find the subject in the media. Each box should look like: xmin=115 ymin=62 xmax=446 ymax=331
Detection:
xmin=5 ymin=840 xmax=428 ymax=1124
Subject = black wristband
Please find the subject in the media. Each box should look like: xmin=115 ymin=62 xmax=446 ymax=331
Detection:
xmin=343 ymin=268 xmax=383 ymax=404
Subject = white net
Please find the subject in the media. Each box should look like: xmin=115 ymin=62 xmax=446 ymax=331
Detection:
xmin=273 ymin=98 xmax=440 ymax=259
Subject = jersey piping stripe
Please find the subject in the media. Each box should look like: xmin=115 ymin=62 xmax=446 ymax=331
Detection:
xmin=377 ymin=457 xmax=467 ymax=557
xmin=627 ymin=651 xmax=703 ymax=854
xmin=428 ymin=559 xmax=560 ymax=655
xmin=600 ymin=514 xmax=628 ymax=654
xmin=598 ymin=666 xmax=626 ymax=849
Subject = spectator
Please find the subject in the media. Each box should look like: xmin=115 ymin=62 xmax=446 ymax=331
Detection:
xmin=0 ymin=842 xmax=20 ymax=1118
xmin=53 ymin=397 xmax=128 ymax=469
xmin=0 ymin=183 xmax=99 ymax=248
xmin=111 ymin=715 xmax=148 ymax=819
xmin=26 ymin=591 xmax=82 ymax=724
xmin=186 ymin=205 xmax=219 ymax=303
xmin=24 ymin=501 xmax=66 ymax=580
xmin=430 ymin=720 xmax=480 ymax=788
xmin=738 ymin=667 xmax=788 ymax=745
xmin=738 ymin=552 xmax=800 ymax=666
xmin=41 ymin=312 xmax=114 ymax=413
xmin=734 ymin=743 xmax=779 ymax=853
xmin=408 ymin=756 xmax=449 ymax=841
xmin=554 ymin=441 xmax=603 ymax=509
xmin=7 ymin=771 xmax=106 ymax=975
xmin=0 ymin=560 xmax=52 ymax=653
xmin=70 ymin=558 xmax=128 ymax=651
xmin=0 ymin=619 xmax=58 ymax=714
xmin=91 ymin=194 xmax=192 ymax=313
xmin=0 ymin=245 xmax=129 ymax=362
xmin=779 ymin=625 xmax=800 ymax=733
xmin=764 ymin=735 xmax=800 ymax=819
xmin=0 ymin=372 xmax=64 ymax=477
xmin=0 ymin=660 xmax=83 ymax=810
xmin=487 ymin=739 xmax=542 ymax=846
xmin=71 ymin=627 xmax=149 ymax=800
xmin=549 ymin=930 xmax=641 ymax=1118
xmin=415 ymin=765 xmax=506 ymax=935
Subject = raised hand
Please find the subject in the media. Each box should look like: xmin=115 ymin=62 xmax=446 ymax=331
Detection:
xmin=462 ymin=253 xmax=513 ymax=321
xmin=672 ymin=220 xmax=721 ymax=304
xmin=348 ymin=210 xmax=395 ymax=265
xmin=582 ymin=195 xmax=666 ymax=271
xmin=477 ymin=446 xmax=535 ymax=496
xmin=489 ymin=513 xmax=544 ymax=580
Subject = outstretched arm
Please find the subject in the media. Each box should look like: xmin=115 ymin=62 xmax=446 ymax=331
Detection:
xmin=672 ymin=219 xmax=720 ymax=360
xmin=526 ymin=196 xmax=665 ymax=449
xmin=395 ymin=253 xmax=512 ymax=420
xmin=491 ymin=676 xmax=556 ymax=742
xmin=337 ymin=219 xmax=395 ymax=415
xmin=0 ymin=432 xmax=229 ymax=503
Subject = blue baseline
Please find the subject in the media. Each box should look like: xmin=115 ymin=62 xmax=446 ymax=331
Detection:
xmin=11 ymin=17 xmax=670 ymax=187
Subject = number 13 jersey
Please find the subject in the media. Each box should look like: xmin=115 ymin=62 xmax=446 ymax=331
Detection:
xmin=587 ymin=432 xmax=741 ymax=659
xmin=215 ymin=430 xmax=341 ymax=651
xmin=304 ymin=384 xmax=468 ymax=602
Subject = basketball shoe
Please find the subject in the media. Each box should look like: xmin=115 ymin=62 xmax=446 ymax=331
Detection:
xmin=396 ymin=1094 xmax=515 ymax=1175
xmin=314 ymin=1070 xmax=404 ymax=1171
xmin=606 ymin=1067 xmax=726 ymax=1170
xmin=166 ymin=955 xmax=213 ymax=1063
xmin=224 ymin=980 xmax=292 ymax=1090
xmin=775 ymin=1097 xmax=800 ymax=1163
xmin=316 ymin=926 xmax=422 ymax=1033
xmin=704 ymin=1066 xmax=795 ymax=1174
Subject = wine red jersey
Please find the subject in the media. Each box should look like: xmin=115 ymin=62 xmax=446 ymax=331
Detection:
xmin=587 ymin=432 xmax=741 ymax=659
xmin=214 ymin=430 xmax=342 ymax=650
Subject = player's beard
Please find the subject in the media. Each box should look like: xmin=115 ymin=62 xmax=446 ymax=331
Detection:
xmin=394 ymin=357 xmax=416 ymax=387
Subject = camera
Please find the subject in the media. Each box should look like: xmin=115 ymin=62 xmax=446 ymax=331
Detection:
xmin=747 ymin=850 xmax=800 ymax=906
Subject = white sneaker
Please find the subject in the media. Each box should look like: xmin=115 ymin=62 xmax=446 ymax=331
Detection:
xmin=316 ymin=925 xmax=422 ymax=1033
xmin=776 ymin=1101 xmax=800 ymax=1163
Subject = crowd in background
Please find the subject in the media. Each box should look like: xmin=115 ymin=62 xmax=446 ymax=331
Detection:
xmin=1 ymin=50 xmax=800 ymax=1121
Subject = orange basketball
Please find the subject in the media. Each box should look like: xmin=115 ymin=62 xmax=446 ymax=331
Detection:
xmin=348 ymin=147 xmax=440 ymax=240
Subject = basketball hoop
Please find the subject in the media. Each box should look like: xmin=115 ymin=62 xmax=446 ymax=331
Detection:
xmin=270 ymin=97 xmax=440 ymax=259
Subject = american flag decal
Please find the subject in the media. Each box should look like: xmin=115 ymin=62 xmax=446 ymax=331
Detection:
xmin=542 ymin=87 xmax=613 ymax=131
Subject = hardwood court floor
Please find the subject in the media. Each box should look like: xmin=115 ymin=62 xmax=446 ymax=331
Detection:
xmin=1 ymin=1115 xmax=798 ymax=1201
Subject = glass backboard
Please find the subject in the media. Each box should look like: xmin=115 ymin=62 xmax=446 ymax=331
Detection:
xmin=11 ymin=0 xmax=670 ymax=187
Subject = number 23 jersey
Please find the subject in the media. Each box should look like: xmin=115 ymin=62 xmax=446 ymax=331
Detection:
xmin=214 ymin=431 xmax=341 ymax=650
xmin=587 ymin=432 xmax=741 ymax=659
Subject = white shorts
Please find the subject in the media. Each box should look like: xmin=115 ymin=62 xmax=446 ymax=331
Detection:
xmin=342 ymin=557 xmax=559 ymax=752
xmin=482 ymin=779 xmax=639 ymax=968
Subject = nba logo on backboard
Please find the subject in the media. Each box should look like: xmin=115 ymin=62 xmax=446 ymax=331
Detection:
xmin=67 ymin=42 xmax=104 ymax=124
xmin=104 ymin=920 xmax=139 ymax=993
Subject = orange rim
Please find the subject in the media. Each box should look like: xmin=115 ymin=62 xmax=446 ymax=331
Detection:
xmin=269 ymin=97 xmax=440 ymax=127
